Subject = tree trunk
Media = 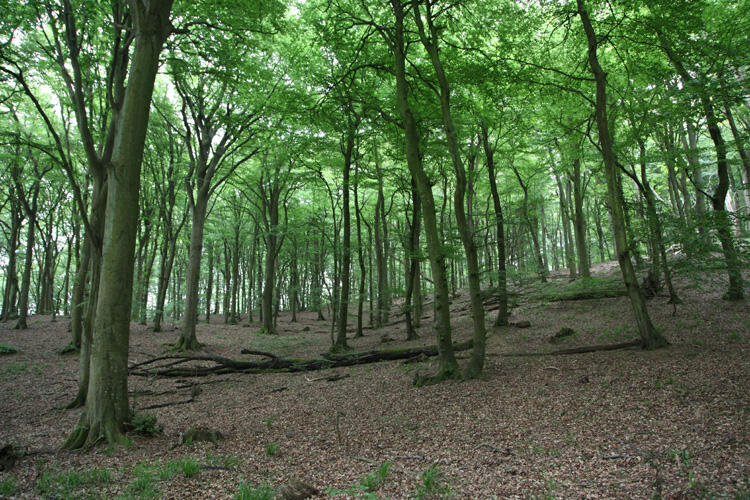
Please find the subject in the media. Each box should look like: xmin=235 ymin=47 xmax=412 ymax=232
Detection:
xmin=177 ymin=194 xmax=207 ymax=350
xmin=658 ymin=34 xmax=743 ymax=299
xmin=354 ymin=166 xmax=366 ymax=338
xmin=571 ymin=159 xmax=590 ymax=277
xmin=389 ymin=0 xmax=458 ymax=379
xmin=63 ymin=0 xmax=173 ymax=449
xmin=334 ymin=123 xmax=355 ymax=351
xmin=14 ymin=182 xmax=40 ymax=330
xmin=481 ymin=125 xmax=509 ymax=326
xmin=578 ymin=0 xmax=668 ymax=349
xmin=404 ymin=180 xmax=421 ymax=341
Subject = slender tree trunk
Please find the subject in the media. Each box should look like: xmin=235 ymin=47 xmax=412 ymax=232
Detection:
xmin=482 ymin=125 xmax=509 ymax=326
xmin=334 ymin=124 xmax=355 ymax=350
xmin=404 ymin=180 xmax=421 ymax=341
xmin=354 ymin=167 xmax=366 ymax=338
xmin=658 ymin=33 xmax=744 ymax=300
xmin=389 ymin=0 xmax=458 ymax=379
xmin=14 ymin=183 xmax=40 ymax=330
xmin=177 ymin=194 xmax=207 ymax=350
xmin=578 ymin=0 xmax=668 ymax=349
xmin=571 ymin=159 xmax=590 ymax=277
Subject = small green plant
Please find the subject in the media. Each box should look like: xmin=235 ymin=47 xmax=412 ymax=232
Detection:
xmin=4 ymin=361 xmax=27 ymax=375
xmin=263 ymin=417 xmax=274 ymax=429
xmin=123 ymin=471 xmax=158 ymax=499
xmin=670 ymin=448 xmax=692 ymax=466
xmin=235 ymin=480 xmax=275 ymax=500
xmin=180 ymin=457 xmax=200 ymax=478
xmin=36 ymin=467 xmax=112 ymax=498
xmin=265 ymin=442 xmax=279 ymax=456
xmin=206 ymin=451 xmax=241 ymax=468
xmin=415 ymin=465 xmax=451 ymax=499
xmin=0 ymin=477 xmax=17 ymax=495
xmin=130 ymin=413 xmax=161 ymax=435
xmin=0 ymin=343 xmax=19 ymax=355
xmin=360 ymin=462 xmax=390 ymax=492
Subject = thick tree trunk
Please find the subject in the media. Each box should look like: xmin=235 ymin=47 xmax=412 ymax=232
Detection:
xmin=578 ymin=0 xmax=668 ymax=349
xmin=63 ymin=0 xmax=173 ymax=449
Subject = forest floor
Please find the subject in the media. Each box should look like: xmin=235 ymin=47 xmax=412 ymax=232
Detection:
xmin=0 ymin=262 xmax=748 ymax=499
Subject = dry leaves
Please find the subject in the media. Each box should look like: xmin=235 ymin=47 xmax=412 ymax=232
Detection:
xmin=0 ymin=265 xmax=748 ymax=498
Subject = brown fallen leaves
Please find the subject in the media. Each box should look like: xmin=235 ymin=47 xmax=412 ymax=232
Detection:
xmin=0 ymin=265 xmax=748 ymax=498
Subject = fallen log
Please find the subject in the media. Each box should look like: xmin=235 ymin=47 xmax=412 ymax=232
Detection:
xmin=129 ymin=340 xmax=474 ymax=378
xmin=496 ymin=340 xmax=640 ymax=357
xmin=129 ymin=338 xmax=643 ymax=379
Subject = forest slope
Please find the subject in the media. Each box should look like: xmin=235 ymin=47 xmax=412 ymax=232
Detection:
xmin=0 ymin=263 xmax=748 ymax=498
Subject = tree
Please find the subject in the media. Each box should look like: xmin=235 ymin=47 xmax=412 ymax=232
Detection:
xmin=576 ymin=0 xmax=668 ymax=350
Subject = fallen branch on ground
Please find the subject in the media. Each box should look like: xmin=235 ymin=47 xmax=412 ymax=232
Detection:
xmin=129 ymin=340 xmax=474 ymax=378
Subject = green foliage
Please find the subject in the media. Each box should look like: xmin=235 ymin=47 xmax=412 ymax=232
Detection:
xmin=264 ymin=442 xmax=279 ymax=456
xmin=414 ymin=465 xmax=452 ymax=500
xmin=528 ymin=277 xmax=626 ymax=302
xmin=121 ymin=468 xmax=158 ymax=499
xmin=130 ymin=413 xmax=161 ymax=436
xmin=178 ymin=458 xmax=200 ymax=478
xmin=0 ymin=477 xmax=17 ymax=496
xmin=4 ymin=361 xmax=27 ymax=375
xmin=360 ymin=462 xmax=390 ymax=492
xmin=326 ymin=462 xmax=391 ymax=498
xmin=35 ymin=466 xmax=112 ymax=498
xmin=234 ymin=480 xmax=275 ymax=500
xmin=0 ymin=343 xmax=19 ymax=355
xmin=205 ymin=451 xmax=241 ymax=468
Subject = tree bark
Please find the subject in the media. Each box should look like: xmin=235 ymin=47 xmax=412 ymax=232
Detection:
xmin=63 ymin=0 xmax=173 ymax=449
xmin=389 ymin=0 xmax=458 ymax=379
xmin=577 ymin=0 xmax=668 ymax=349
xmin=482 ymin=125 xmax=509 ymax=326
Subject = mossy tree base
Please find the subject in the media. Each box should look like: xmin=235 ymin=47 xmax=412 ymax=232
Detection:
xmin=173 ymin=337 xmax=202 ymax=352
xmin=61 ymin=415 xmax=129 ymax=450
